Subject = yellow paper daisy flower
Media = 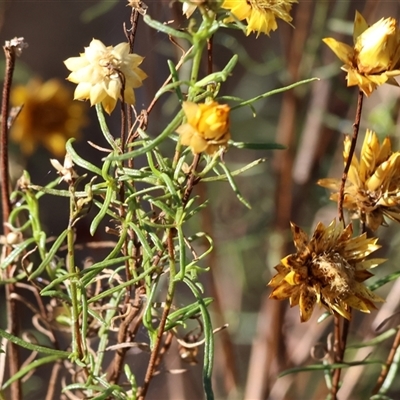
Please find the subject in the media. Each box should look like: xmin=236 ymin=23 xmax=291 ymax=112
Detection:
xmin=318 ymin=130 xmax=400 ymax=231
xmin=268 ymin=220 xmax=385 ymax=322
xmin=176 ymin=101 xmax=231 ymax=155
xmin=10 ymin=78 xmax=87 ymax=156
xmin=64 ymin=39 xmax=147 ymax=114
xmin=222 ymin=0 xmax=297 ymax=37
xmin=323 ymin=11 xmax=400 ymax=96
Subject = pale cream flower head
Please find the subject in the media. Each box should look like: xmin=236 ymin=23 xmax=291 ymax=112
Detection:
xmin=64 ymin=39 xmax=147 ymax=114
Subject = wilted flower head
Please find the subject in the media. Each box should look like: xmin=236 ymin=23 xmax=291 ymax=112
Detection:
xmin=222 ymin=0 xmax=297 ymax=37
xmin=176 ymin=101 xmax=230 ymax=155
xmin=323 ymin=11 xmax=400 ymax=96
xmin=268 ymin=220 xmax=385 ymax=322
xmin=127 ymin=0 xmax=148 ymax=15
xmin=64 ymin=39 xmax=147 ymax=114
xmin=10 ymin=78 xmax=87 ymax=156
xmin=50 ymin=153 xmax=78 ymax=185
xmin=318 ymin=130 xmax=400 ymax=231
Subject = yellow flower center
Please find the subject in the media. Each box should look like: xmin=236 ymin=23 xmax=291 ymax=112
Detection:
xmin=98 ymin=53 xmax=122 ymax=79
xmin=247 ymin=0 xmax=290 ymax=12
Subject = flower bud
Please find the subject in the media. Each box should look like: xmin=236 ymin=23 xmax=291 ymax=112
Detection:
xmin=176 ymin=101 xmax=231 ymax=155
xmin=355 ymin=17 xmax=400 ymax=74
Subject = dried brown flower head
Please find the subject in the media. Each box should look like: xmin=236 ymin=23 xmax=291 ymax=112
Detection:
xmin=318 ymin=130 xmax=400 ymax=231
xmin=268 ymin=220 xmax=384 ymax=322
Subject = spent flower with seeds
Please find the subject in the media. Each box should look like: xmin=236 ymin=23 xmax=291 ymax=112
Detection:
xmin=268 ymin=220 xmax=385 ymax=322
xmin=323 ymin=11 xmax=400 ymax=96
xmin=176 ymin=101 xmax=231 ymax=155
xmin=10 ymin=78 xmax=87 ymax=156
xmin=318 ymin=130 xmax=400 ymax=231
xmin=64 ymin=39 xmax=147 ymax=114
xmin=222 ymin=0 xmax=297 ymax=37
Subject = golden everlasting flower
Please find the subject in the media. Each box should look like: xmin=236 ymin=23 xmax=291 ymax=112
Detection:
xmin=10 ymin=78 xmax=87 ymax=156
xmin=268 ymin=220 xmax=385 ymax=322
xmin=222 ymin=0 xmax=297 ymax=37
xmin=176 ymin=101 xmax=231 ymax=155
xmin=318 ymin=130 xmax=400 ymax=231
xmin=323 ymin=11 xmax=400 ymax=96
xmin=64 ymin=39 xmax=147 ymax=114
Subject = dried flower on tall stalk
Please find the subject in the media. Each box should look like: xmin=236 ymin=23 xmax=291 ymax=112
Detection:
xmin=323 ymin=11 xmax=400 ymax=96
xmin=319 ymin=130 xmax=400 ymax=231
xmin=222 ymin=0 xmax=297 ymax=37
xmin=176 ymin=101 xmax=231 ymax=154
xmin=64 ymin=39 xmax=147 ymax=114
xmin=268 ymin=220 xmax=385 ymax=322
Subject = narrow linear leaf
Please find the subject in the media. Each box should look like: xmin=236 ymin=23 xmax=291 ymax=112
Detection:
xmin=279 ymin=359 xmax=383 ymax=377
xmin=2 ymin=354 xmax=62 ymax=389
xmin=66 ymin=138 xmax=103 ymax=176
xmin=1 ymin=237 xmax=36 ymax=270
xmin=0 ymin=328 xmax=69 ymax=357
xmin=183 ymin=277 xmax=214 ymax=400
xmin=29 ymin=229 xmax=68 ymax=280
xmin=229 ymin=141 xmax=285 ymax=150
xmin=231 ymin=77 xmax=319 ymax=110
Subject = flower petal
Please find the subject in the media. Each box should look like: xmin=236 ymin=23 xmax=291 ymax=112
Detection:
xmin=323 ymin=38 xmax=354 ymax=65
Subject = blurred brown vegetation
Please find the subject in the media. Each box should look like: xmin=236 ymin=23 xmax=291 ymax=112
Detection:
xmin=2 ymin=0 xmax=400 ymax=399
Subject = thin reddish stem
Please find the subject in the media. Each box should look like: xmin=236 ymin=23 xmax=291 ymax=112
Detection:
xmin=337 ymin=90 xmax=364 ymax=224
xmin=372 ymin=328 xmax=400 ymax=394
xmin=1 ymin=38 xmax=25 ymax=400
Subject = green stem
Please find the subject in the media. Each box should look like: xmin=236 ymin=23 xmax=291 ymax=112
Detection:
xmin=109 ymin=110 xmax=184 ymax=162
xmin=67 ymin=186 xmax=84 ymax=363
xmin=189 ymin=40 xmax=206 ymax=93
xmin=183 ymin=276 xmax=214 ymax=400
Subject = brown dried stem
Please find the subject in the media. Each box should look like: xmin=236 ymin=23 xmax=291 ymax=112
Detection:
xmin=331 ymin=311 xmax=351 ymax=399
xmin=1 ymin=39 xmax=23 ymax=400
xmin=107 ymin=294 xmax=144 ymax=383
xmin=331 ymin=89 xmax=363 ymax=399
xmin=372 ymin=327 xmax=400 ymax=394
xmin=1 ymin=44 xmax=14 ymax=229
xmin=137 ymin=229 xmax=177 ymax=400
xmin=337 ymin=90 xmax=364 ymax=224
